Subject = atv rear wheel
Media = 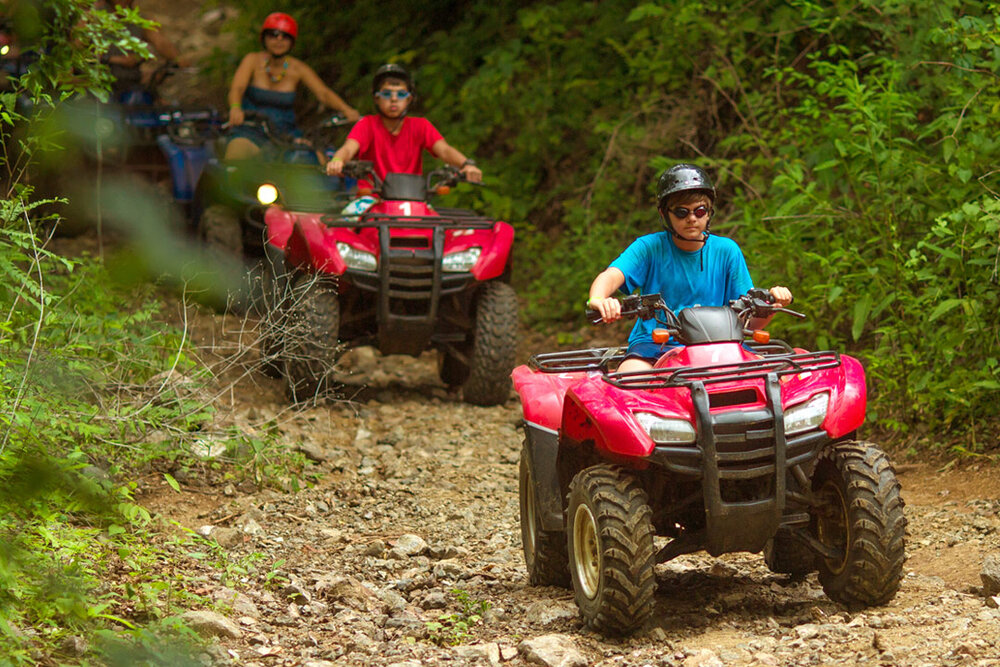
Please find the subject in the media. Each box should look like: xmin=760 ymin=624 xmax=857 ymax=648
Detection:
xmin=763 ymin=531 xmax=816 ymax=576
xmin=462 ymin=282 xmax=518 ymax=406
xmin=282 ymin=278 xmax=341 ymax=401
xmin=566 ymin=464 xmax=656 ymax=635
xmin=438 ymin=350 xmax=469 ymax=388
xmin=200 ymin=204 xmax=243 ymax=259
xmin=811 ymin=441 xmax=906 ymax=608
xmin=519 ymin=443 xmax=569 ymax=587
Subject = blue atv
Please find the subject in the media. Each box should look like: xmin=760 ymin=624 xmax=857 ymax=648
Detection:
xmin=190 ymin=112 xmax=353 ymax=263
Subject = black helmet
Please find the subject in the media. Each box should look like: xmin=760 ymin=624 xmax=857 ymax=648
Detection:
xmin=372 ymin=63 xmax=413 ymax=94
xmin=656 ymin=164 xmax=715 ymax=209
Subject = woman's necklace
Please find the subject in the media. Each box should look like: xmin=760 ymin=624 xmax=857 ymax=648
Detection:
xmin=265 ymin=57 xmax=288 ymax=84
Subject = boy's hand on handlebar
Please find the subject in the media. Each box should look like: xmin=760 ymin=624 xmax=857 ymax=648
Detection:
xmin=461 ymin=163 xmax=482 ymax=183
xmin=228 ymin=107 xmax=245 ymax=126
xmin=588 ymin=296 xmax=622 ymax=323
xmin=326 ymin=158 xmax=344 ymax=176
xmin=769 ymin=286 xmax=793 ymax=307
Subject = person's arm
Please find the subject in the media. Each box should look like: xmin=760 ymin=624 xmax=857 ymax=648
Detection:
xmin=296 ymin=60 xmax=359 ymax=121
xmin=324 ymin=138 xmax=361 ymax=176
xmin=430 ymin=138 xmax=482 ymax=183
xmin=226 ymin=53 xmax=256 ymax=125
xmin=143 ymin=26 xmax=180 ymax=62
xmin=588 ymin=267 xmax=627 ymax=323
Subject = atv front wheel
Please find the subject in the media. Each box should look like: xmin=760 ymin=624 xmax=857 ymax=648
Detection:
xmin=462 ymin=282 xmax=518 ymax=406
xmin=282 ymin=279 xmax=341 ymax=401
xmin=566 ymin=464 xmax=656 ymax=635
xmin=519 ymin=443 xmax=569 ymax=587
xmin=811 ymin=441 xmax=906 ymax=608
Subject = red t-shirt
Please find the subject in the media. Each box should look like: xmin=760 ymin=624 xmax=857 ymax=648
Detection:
xmin=347 ymin=115 xmax=444 ymax=181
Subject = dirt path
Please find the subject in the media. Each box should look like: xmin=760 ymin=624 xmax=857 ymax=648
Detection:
xmin=132 ymin=302 xmax=1000 ymax=667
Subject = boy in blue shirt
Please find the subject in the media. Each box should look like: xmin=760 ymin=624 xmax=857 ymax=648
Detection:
xmin=588 ymin=164 xmax=793 ymax=372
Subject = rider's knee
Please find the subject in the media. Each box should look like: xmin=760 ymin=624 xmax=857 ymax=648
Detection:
xmin=224 ymin=138 xmax=260 ymax=161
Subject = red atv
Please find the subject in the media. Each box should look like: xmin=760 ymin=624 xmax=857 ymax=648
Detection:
xmin=512 ymin=290 xmax=906 ymax=635
xmin=260 ymin=161 xmax=517 ymax=404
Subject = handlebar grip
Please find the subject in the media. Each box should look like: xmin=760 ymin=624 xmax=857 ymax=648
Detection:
xmin=586 ymin=308 xmax=604 ymax=324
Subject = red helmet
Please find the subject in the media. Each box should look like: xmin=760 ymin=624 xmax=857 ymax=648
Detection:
xmin=261 ymin=12 xmax=298 ymax=40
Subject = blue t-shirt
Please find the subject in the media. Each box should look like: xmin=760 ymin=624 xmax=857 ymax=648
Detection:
xmin=609 ymin=231 xmax=754 ymax=351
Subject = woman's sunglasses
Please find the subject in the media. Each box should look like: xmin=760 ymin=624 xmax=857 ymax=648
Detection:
xmin=375 ymin=90 xmax=411 ymax=100
xmin=263 ymin=29 xmax=292 ymax=40
xmin=668 ymin=205 xmax=711 ymax=220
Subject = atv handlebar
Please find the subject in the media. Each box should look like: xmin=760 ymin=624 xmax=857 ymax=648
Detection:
xmin=338 ymin=161 xmax=474 ymax=195
xmin=586 ymin=289 xmax=805 ymax=327
xmin=586 ymin=293 xmax=668 ymax=325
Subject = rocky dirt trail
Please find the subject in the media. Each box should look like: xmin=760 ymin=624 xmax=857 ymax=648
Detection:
xmin=128 ymin=300 xmax=1000 ymax=667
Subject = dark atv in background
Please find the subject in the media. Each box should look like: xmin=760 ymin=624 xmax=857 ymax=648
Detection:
xmin=192 ymin=113 xmax=352 ymax=266
xmin=259 ymin=160 xmax=518 ymax=405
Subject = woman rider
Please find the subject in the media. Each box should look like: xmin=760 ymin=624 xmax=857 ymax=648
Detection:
xmin=224 ymin=12 xmax=359 ymax=160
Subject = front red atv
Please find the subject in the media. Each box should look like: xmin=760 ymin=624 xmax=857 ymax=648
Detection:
xmin=259 ymin=162 xmax=517 ymax=404
xmin=513 ymin=291 xmax=907 ymax=635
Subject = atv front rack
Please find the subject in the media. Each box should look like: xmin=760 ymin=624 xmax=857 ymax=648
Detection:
xmin=321 ymin=211 xmax=497 ymax=228
xmin=605 ymin=351 xmax=841 ymax=390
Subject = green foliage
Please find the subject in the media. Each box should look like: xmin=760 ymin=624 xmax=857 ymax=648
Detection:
xmin=424 ymin=588 xmax=491 ymax=646
xmin=236 ymin=0 xmax=998 ymax=446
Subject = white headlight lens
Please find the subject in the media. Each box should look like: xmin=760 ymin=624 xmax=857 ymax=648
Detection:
xmin=336 ymin=242 xmax=377 ymax=271
xmin=634 ymin=412 xmax=696 ymax=444
xmin=783 ymin=392 xmax=830 ymax=435
xmin=442 ymin=247 xmax=481 ymax=272
xmin=256 ymin=183 xmax=279 ymax=205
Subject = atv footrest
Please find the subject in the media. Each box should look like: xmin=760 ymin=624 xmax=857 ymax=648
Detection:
xmin=528 ymin=347 xmax=627 ymax=373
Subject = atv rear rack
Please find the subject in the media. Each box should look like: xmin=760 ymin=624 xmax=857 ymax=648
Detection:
xmin=528 ymin=347 xmax=628 ymax=373
xmin=604 ymin=351 xmax=842 ymax=390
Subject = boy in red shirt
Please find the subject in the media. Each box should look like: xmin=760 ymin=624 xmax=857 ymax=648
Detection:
xmin=325 ymin=64 xmax=482 ymax=184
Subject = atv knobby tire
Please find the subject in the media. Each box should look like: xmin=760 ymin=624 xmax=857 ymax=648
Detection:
xmin=566 ymin=464 xmax=656 ymax=635
xmin=200 ymin=204 xmax=243 ymax=259
xmin=811 ymin=441 xmax=906 ymax=608
xmin=763 ymin=531 xmax=817 ymax=576
xmin=282 ymin=279 xmax=341 ymax=402
xmin=462 ymin=282 xmax=518 ymax=406
xmin=518 ymin=443 xmax=569 ymax=587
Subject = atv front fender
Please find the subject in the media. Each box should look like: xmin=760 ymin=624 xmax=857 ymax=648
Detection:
xmin=471 ymin=221 xmax=514 ymax=282
xmin=511 ymin=364 xmax=582 ymax=432
xmin=562 ymin=377 xmax=657 ymax=462
xmin=824 ymin=354 xmax=866 ymax=437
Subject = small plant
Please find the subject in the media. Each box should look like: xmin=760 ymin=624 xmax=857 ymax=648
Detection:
xmin=424 ymin=588 xmax=491 ymax=646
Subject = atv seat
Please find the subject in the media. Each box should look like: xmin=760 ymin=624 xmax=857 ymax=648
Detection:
xmin=382 ymin=173 xmax=427 ymax=201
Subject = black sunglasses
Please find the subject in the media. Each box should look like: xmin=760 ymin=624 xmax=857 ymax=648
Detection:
xmin=667 ymin=205 xmax=711 ymax=220
xmin=263 ymin=29 xmax=292 ymax=40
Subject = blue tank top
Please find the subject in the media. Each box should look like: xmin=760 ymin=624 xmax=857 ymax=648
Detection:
xmin=242 ymin=85 xmax=298 ymax=137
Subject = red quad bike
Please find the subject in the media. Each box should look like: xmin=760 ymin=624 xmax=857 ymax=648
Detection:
xmin=512 ymin=290 xmax=907 ymax=635
xmin=261 ymin=160 xmax=517 ymax=404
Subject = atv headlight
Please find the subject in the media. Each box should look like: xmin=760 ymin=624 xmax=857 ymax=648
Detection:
xmin=783 ymin=392 xmax=829 ymax=435
xmin=442 ymin=246 xmax=481 ymax=273
xmin=336 ymin=242 xmax=377 ymax=271
xmin=634 ymin=412 xmax=696 ymax=445
xmin=256 ymin=183 xmax=279 ymax=205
